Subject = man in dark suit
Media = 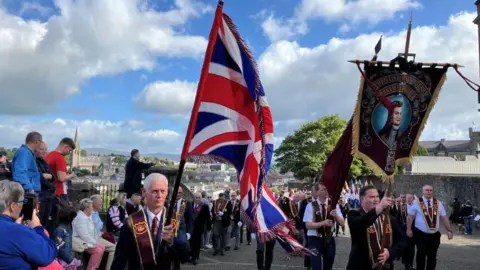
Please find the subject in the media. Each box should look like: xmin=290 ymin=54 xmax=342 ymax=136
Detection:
xmin=211 ymin=193 xmax=232 ymax=256
xmin=123 ymin=149 xmax=155 ymax=198
xmin=111 ymin=173 xmax=190 ymax=270
xmin=190 ymin=192 xmax=211 ymax=265
xmin=347 ymin=185 xmax=407 ymax=270
xmin=228 ymin=191 xmax=242 ymax=251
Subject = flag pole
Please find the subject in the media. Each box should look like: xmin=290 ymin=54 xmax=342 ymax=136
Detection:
xmin=159 ymin=0 xmax=224 ymax=260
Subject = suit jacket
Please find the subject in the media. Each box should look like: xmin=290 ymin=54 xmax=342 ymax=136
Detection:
xmin=298 ymin=198 xmax=308 ymax=231
xmin=123 ymin=158 xmax=154 ymax=196
xmin=279 ymin=197 xmax=290 ymax=214
xmin=211 ymin=199 xmax=232 ymax=227
xmin=110 ymin=209 xmax=190 ymax=270
xmin=346 ymin=209 xmax=407 ymax=270
xmin=192 ymin=203 xmax=211 ymax=234
xmin=230 ymin=199 xmax=241 ymax=224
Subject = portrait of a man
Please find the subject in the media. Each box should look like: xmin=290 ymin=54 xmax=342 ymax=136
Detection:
xmin=378 ymin=100 xmax=403 ymax=148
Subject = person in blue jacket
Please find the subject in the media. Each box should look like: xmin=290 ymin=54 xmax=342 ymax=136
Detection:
xmin=12 ymin=131 xmax=43 ymax=195
xmin=0 ymin=180 xmax=57 ymax=269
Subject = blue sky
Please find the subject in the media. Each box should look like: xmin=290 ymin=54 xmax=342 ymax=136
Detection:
xmin=0 ymin=0 xmax=479 ymax=155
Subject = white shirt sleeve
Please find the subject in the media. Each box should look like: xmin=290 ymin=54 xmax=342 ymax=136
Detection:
xmin=438 ymin=201 xmax=447 ymax=217
xmin=408 ymin=200 xmax=418 ymax=216
xmin=336 ymin=204 xmax=343 ymax=216
xmin=303 ymin=203 xmax=313 ymax=223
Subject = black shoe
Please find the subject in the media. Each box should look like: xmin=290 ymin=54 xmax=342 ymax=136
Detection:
xmin=192 ymin=260 xmax=197 ymax=265
xmin=234 ymin=246 xmax=239 ymax=250
xmin=213 ymin=251 xmax=218 ymax=256
xmin=225 ymin=246 xmax=230 ymax=251
xmin=220 ymin=251 xmax=225 ymax=256
xmin=248 ymin=242 xmax=251 ymax=245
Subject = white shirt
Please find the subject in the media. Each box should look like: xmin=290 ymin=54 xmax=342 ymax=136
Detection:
xmin=146 ymin=207 xmax=163 ymax=229
xmin=303 ymin=199 xmax=343 ymax=237
xmin=407 ymin=196 xmax=446 ymax=234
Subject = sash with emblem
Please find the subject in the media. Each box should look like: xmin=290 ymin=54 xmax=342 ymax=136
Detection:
xmin=311 ymin=200 xmax=331 ymax=237
xmin=129 ymin=208 xmax=166 ymax=268
xmin=360 ymin=209 xmax=392 ymax=269
xmin=231 ymin=200 xmax=239 ymax=220
xmin=214 ymin=199 xmax=228 ymax=220
xmin=172 ymin=200 xmax=186 ymax=237
xmin=289 ymin=200 xmax=299 ymax=219
xmin=418 ymin=197 xmax=439 ymax=230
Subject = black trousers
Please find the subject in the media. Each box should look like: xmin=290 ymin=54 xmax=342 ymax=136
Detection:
xmin=402 ymin=236 xmax=415 ymax=266
xmin=38 ymin=193 xmax=55 ymax=236
xmin=240 ymin=226 xmax=252 ymax=243
xmin=308 ymin=236 xmax=336 ymax=270
xmin=190 ymin=231 xmax=203 ymax=260
xmin=414 ymin=228 xmax=441 ymax=270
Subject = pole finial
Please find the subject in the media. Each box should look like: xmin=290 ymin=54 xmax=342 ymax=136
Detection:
xmin=404 ymin=13 xmax=413 ymax=59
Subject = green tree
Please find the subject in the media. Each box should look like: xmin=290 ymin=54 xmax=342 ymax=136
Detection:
xmin=80 ymin=149 xmax=88 ymax=157
xmin=415 ymin=145 xmax=429 ymax=156
xmin=274 ymin=114 xmax=371 ymax=180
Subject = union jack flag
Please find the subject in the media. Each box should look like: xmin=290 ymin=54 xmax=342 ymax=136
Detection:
xmin=181 ymin=1 xmax=311 ymax=254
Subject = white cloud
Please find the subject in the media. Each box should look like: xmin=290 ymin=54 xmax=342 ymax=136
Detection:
xmin=261 ymin=13 xmax=307 ymax=42
xmin=0 ymin=0 xmax=210 ymax=115
xmin=295 ymin=0 xmax=421 ymax=23
xmin=0 ymin=118 xmax=181 ymax=153
xmin=261 ymin=0 xmax=421 ymax=42
xmin=133 ymin=80 xmax=197 ymax=116
xmin=19 ymin=2 xmax=52 ymax=16
xmin=258 ymin=11 xmax=480 ymax=141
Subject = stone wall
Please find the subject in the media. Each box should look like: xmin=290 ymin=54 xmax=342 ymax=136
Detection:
xmin=360 ymin=175 xmax=480 ymax=211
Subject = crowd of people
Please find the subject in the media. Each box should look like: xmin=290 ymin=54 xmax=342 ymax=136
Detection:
xmin=274 ymin=178 xmax=459 ymax=270
xmin=0 ymin=131 xmax=472 ymax=270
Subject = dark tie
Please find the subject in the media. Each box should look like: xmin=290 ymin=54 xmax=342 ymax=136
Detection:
xmin=427 ymin=200 xmax=433 ymax=217
xmin=152 ymin=216 xmax=159 ymax=240
xmin=321 ymin=203 xmax=326 ymax=219
xmin=375 ymin=218 xmax=382 ymax=240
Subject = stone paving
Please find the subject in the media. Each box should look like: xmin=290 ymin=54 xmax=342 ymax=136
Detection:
xmin=183 ymin=226 xmax=480 ymax=270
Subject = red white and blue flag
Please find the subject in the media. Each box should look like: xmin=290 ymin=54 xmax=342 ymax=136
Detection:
xmin=181 ymin=1 xmax=310 ymax=254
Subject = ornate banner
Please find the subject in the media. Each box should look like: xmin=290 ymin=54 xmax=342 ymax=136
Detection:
xmin=352 ymin=63 xmax=448 ymax=181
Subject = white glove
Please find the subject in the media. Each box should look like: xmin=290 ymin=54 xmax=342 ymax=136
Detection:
xmin=230 ymin=215 xmax=234 ymax=220
xmin=186 ymin=233 xmax=191 ymax=240
xmin=218 ymin=211 xmax=223 ymax=216
xmin=237 ymin=221 xmax=242 ymax=227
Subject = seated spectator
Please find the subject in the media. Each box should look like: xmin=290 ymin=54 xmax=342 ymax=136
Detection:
xmin=0 ymin=180 xmax=56 ymax=269
xmin=72 ymin=198 xmax=105 ymax=270
xmin=106 ymin=192 xmax=127 ymax=236
xmin=0 ymin=151 xmax=12 ymax=181
xmin=125 ymin=193 xmax=141 ymax=215
xmin=90 ymin=195 xmax=116 ymax=269
xmin=53 ymin=207 xmax=82 ymax=269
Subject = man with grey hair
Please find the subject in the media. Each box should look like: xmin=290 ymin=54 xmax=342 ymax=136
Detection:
xmin=190 ymin=191 xmax=211 ymax=265
xmin=0 ymin=180 xmax=57 ymax=268
xmin=112 ymin=173 xmax=190 ymax=269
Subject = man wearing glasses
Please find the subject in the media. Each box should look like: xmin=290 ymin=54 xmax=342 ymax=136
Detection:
xmin=12 ymin=131 xmax=43 ymax=195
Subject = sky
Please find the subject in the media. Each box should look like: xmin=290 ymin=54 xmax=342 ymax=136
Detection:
xmin=0 ymin=0 xmax=479 ymax=155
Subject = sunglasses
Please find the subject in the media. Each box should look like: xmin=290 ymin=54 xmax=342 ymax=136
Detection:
xmin=17 ymin=198 xmax=28 ymax=204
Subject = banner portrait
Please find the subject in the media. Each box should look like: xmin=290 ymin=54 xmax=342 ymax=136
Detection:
xmin=352 ymin=63 xmax=448 ymax=181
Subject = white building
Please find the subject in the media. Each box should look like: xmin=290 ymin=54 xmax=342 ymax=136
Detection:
xmin=409 ymin=155 xmax=480 ymax=175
